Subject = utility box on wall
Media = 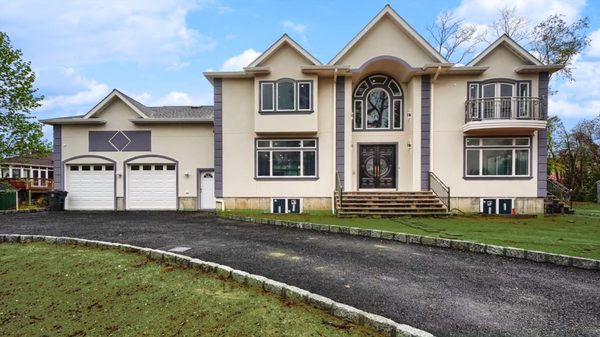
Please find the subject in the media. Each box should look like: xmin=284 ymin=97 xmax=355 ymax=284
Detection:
xmin=482 ymin=199 xmax=496 ymax=214
xmin=271 ymin=198 xmax=302 ymax=214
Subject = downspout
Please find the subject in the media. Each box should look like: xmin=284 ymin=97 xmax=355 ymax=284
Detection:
xmin=430 ymin=66 xmax=441 ymax=173
xmin=331 ymin=68 xmax=338 ymax=214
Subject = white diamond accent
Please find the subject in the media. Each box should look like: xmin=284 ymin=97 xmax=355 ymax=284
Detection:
xmin=108 ymin=131 xmax=132 ymax=152
xmin=168 ymin=247 xmax=192 ymax=253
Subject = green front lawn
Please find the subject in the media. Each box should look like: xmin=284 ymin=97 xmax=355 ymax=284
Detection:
xmin=0 ymin=243 xmax=381 ymax=337
xmin=221 ymin=204 xmax=600 ymax=259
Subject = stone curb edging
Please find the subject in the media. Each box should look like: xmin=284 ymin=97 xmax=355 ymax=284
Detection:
xmin=0 ymin=208 xmax=47 ymax=215
xmin=220 ymin=214 xmax=600 ymax=271
xmin=0 ymin=234 xmax=433 ymax=337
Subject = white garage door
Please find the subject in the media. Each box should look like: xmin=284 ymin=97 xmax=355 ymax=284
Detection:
xmin=66 ymin=164 xmax=115 ymax=210
xmin=127 ymin=164 xmax=177 ymax=210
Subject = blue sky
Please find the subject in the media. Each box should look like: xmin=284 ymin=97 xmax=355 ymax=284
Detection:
xmin=1 ymin=0 xmax=598 ymax=140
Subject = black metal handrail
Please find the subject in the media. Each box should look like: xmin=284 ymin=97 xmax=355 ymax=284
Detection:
xmin=547 ymin=179 xmax=572 ymax=209
xmin=465 ymin=97 xmax=545 ymax=123
xmin=334 ymin=170 xmax=343 ymax=213
xmin=429 ymin=172 xmax=450 ymax=212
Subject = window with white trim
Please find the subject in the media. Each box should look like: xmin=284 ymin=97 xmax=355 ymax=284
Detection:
xmin=260 ymin=79 xmax=312 ymax=112
xmin=465 ymin=137 xmax=530 ymax=177
xmin=256 ymin=139 xmax=317 ymax=178
xmin=353 ymin=74 xmax=403 ymax=130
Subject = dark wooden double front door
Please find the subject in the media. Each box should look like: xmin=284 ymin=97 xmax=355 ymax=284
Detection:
xmin=359 ymin=144 xmax=396 ymax=189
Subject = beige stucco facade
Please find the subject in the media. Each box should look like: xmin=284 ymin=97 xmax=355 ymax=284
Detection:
xmin=46 ymin=5 xmax=556 ymax=214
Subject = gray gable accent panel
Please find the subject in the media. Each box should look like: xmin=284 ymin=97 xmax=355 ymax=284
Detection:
xmin=537 ymin=72 xmax=549 ymax=197
xmin=420 ymin=75 xmax=431 ymax=191
xmin=214 ymin=78 xmax=223 ymax=198
xmin=335 ymin=77 xmax=345 ymax=187
xmin=89 ymin=131 xmax=151 ymax=152
xmin=53 ymin=125 xmax=62 ymax=190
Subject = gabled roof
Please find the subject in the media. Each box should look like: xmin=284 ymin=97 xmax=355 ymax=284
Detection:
xmin=247 ymin=34 xmax=321 ymax=67
xmin=329 ymin=5 xmax=447 ymax=65
xmin=467 ymin=34 xmax=543 ymax=66
xmin=41 ymin=89 xmax=214 ymax=125
xmin=83 ymin=89 xmax=152 ymax=119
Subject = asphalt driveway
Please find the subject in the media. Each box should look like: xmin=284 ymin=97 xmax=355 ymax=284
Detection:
xmin=1 ymin=211 xmax=599 ymax=337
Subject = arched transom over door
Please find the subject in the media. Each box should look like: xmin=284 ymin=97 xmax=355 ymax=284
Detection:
xmin=353 ymin=74 xmax=404 ymax=131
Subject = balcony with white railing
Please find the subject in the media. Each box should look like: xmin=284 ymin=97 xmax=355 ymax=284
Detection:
xmin=463 ymin=97 xmax=547 ymax=133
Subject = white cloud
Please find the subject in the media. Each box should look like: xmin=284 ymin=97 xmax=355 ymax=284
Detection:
xmin=0 ymin=0 xmax=216 ymax=69
xmin=454 ymin=0 xmax=586 ymax=25
xmin=220 ymin=49 xmax=261 ymax=71
xmin=283 ymin=20 xmax=308 ymax=42
xmin=39 ymin=68 xmax=110 ymax=113
xmin=586 ymin=28 xmax=600 ymax=58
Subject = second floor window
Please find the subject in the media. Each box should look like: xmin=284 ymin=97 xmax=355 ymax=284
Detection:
xmin=260 ymin=79 xmax=312 ymax=112
xmin=467 ymin=80 xmax=535 ymax=120
xmin=353 ymin=74 xmax=403 ymax=131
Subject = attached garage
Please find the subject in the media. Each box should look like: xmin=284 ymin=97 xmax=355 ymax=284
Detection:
xmin=126 ymin=164 xmax=177 ymax=210
xmin=65 ymin=164 xmax=115 ymax=210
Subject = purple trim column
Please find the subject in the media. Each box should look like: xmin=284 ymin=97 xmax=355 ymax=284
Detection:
xmin=335 ymin=77 xmax=345 ymax=187
xmin=420 ymin=75 xmax=431 ymax=191
xmin=537 ymin=72 xmax=549 ymax=197
xmin=52 ymin=125 xmax=62 ymax=190
xmin=214 ymin=78 xmax=223 ymax=198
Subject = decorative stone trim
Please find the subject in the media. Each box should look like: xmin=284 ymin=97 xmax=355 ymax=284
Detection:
xmin=220 ymin=214 xmax=600 ymax=271
xmin=0 ymin=234 xmax=434 ymax=337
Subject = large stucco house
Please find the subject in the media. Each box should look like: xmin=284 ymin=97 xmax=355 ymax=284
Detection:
xmin=42 ymin=6 xmax=561 ymax=214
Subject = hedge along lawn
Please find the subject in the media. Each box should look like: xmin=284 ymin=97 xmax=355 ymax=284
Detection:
xmin=0 ymin=243 xmax=383 ymax=337
xmin=221 ymin=207 xmax=600 ymax=260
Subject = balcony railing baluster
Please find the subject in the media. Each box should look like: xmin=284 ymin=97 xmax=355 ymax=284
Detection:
xmin=465 ymin=97 xmax=544 ymax=123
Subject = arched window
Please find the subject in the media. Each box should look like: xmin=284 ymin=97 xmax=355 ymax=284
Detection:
xmin=353 ymin=74 xmax=403 ymax=130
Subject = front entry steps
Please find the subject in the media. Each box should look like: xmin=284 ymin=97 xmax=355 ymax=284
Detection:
xmin=336 ymin=191 xmax=449 ymax=217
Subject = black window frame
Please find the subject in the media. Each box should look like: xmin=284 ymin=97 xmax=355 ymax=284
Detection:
xmin=255 ymin=138 xmax=319 ymax=180
xmin=259 ymin=79 xmax=313 ymax=114
xmin=463 ymin=136 xmax=533 ymax=179
xmin=353 ymin=74 xmax=404 ymax=131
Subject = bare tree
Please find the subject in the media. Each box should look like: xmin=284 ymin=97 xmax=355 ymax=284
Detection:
xmin=482 ymin=6 xmax=530 ymax=43
xmin=426 ymin=10 xmax=478 ymax=63
xmin=531 ymin=14 xmax=590 ymax=81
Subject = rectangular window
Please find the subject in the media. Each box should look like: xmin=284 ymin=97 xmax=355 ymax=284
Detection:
xmin=465 ymin=137 xmax=530 ymax=177
xmin=69 ymin=166 xmax=79 ymax=171
xmin=131 ymin=165 xmax=140 ymax=171
xmin=354 ymin=100 xmax=363 ymax=129
xmin=260 ymin=80 xmax=312 ymax=113
xmin=105 ymin=165 xmax=114 ymax=171
xmin=298 ymin=82 xmax=311 ymax=110
xmin=155 ymin=165 xmax=164 ymax=170
xmin=93 ymin=165 xmax=103 ymax=171
xmin=81 ymin=165 xmax=91 ymax=171
xmin=142 ymin=165 xmax=152 ymax=171
xmin=256 ymin=138 xmax=317 ymax=178
xmin=468 ymin=83 xmax=479 ymax=119
xmin=393 ymin=99 xmax=402 ymax=129
xmin=166 ymin=165 xmax=176 ymax=171
xmin=277 ymin=81 xmax=295 ymax=110
xmin=517 ymin=82 xmax=530 ymax=118
xmin=260 ymin=83 xmax=274 ymax=111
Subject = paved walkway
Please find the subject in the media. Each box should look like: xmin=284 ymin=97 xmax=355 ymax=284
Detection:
xmin=1 ymin=211 xmax=599 ymax=337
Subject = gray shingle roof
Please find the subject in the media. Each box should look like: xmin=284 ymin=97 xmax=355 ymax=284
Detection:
xmin=146 ymin=106 xmax=214 ymax=120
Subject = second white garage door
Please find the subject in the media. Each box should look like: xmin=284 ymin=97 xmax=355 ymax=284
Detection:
xmin=127 ymin=164 xmax=177 ymax=210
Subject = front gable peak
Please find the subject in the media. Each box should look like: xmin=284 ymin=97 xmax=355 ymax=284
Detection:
xmin=329 ymin=5 xmax=447 ymax=65
xmin=467 ymin=34 xmax=543 ymax=67
xmin=83 ymin=89 xmax=152 ymax=119
xmin=247 ymin=34 xmax=321 ymax=68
